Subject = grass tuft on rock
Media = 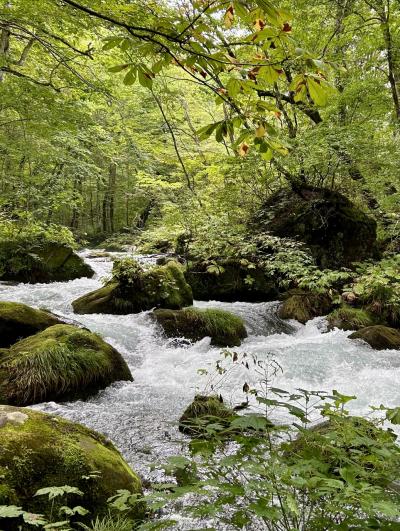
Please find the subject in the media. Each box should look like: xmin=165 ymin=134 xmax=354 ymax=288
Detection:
xmin=179 ymin=395 xmax=236 ymax=437
xmin=327 ymin=305 xmax=377 ymax=331
xmin=153 ymin=307 xmax=247 ymax=347
xmin=0 ymin=324 xmax=132 ymax=406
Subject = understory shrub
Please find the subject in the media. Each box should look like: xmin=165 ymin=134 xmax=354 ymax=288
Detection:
xmin=348 ymin=255 xmax=400 ymax=326
xmin=133 ymin=352 xmax=400 ymax=530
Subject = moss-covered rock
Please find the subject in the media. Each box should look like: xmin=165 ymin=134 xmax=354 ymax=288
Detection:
xmin=0 ymin=324 xmax=132 ymax=406
xmin=152 ymin=307 xmax=247 ymax=347
xmin=349 ymin=325 xmax=400 ymax=350
xmin=252 ymin=187 xmax=377 ymax=268
xmin=72 ymin=260 xmax=193 ymax=315
xmin=327 ymin=305 xmax=378 ymax=331
xmin=179 ymin=395 xmax=236 ymax=437
xmin=0 ymin=242 xmax=94 ymax=283
xmin=278 ymin=290 xmax=333 ymax=324
xmin=0 ymin=301 xmax=65 ymax=348
xmin=185 ymin=258 xmax=279 ymax=302
xmin=0 ymin=405 xmax=143 ymax=527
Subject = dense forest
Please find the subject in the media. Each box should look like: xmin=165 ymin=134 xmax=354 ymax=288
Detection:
xmin=0 ymin=0 xmax=400 ymax=529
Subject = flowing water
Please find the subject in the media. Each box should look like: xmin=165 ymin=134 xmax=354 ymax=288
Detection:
xmin=1 ymin=251 xmax=400 ymax=481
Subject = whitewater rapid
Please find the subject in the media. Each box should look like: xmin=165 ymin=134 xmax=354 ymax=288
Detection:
xmin=1 ymin=251 xmax=399 ymax=478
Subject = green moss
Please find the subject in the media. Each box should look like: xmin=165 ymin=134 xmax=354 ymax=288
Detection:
xmin=349 ymin=325 xmax=400 ymax=350
xmin=0 ymin=324 xmax=132 ymax=406
xmin=179 ymin=395 xmax=236 ymax=437
xmin=0 ymin=406 xmax=144 ymax=522
xmin=278 ymin=290 xmax=333 ymax=324
xmin=73 ymin=261 xmax=193 ymax=315
xmin=153 ymin=307 xmax=247 ymax=347
xmin=0 ymin=301 xmax=63 ymax=348
xmin=327 ymin=305 xmax=378 ymax=331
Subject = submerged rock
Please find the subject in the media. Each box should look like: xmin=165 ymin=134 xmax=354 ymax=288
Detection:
xmin=278 ymin=290 xmax=333 ymax=324
xmin=0 ymin=242 xmax=94 ymax=283
xmin=0 ymin=324 xmax=132 ymax=406
xmin=152 ymin=307 xmax=247 ymax=347
xmin=349 ymin=325 xmax=400 ymax=350
xmin=179 ymin=395 xmax=236 ymax=437
xmin=72 ymin=260 xmax=193 ymax=315
xmin=0 ymin=405 xmax=144 ymax=525
xmin=252 ymin=187 xmax=377 ymax=268
xmin=185 ymin=258 xmax=279 ymax=302
xmin=0 ymin=301 xmax=64 ymax=348
xmin=327 ymin=305 xmax=377 ymax=331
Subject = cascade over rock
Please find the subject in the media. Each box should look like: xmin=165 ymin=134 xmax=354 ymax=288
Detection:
xmin=278 ymin=290 xmax=333 ymax=324
xmin=349 ymin=325 xmax=400 ymax=350
xmin=152 ymin=307 xmax=247 ymax=347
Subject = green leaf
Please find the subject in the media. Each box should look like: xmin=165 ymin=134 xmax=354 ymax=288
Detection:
xmin=108 ymin=64 xmax=130 ymax=73
xmin=34 ymin=486 xmax=83 ymax=500
xmin=123 ymin=68 xmax=137 ymax=86
xmin=307 ymin=77 xmax=328 ymax=106
xmin=0 ymin=505 xmax=24 ymax=518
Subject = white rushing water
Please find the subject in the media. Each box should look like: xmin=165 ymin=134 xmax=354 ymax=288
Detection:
xmin=1 ymin=251 xmax=400 ymax=479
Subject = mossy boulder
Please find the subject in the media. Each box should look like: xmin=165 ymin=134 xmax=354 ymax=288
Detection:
xmin=185 ymin=259 xmax=279 ymax=302
xmin=72 ymin=260 xmax=193 ymax=315
xmin=179 ymin=395 xmax=237 ymax=437
xmin=0 ymin=242 xmax=94 ymax=283
xmin=349 ymin=325 xmax=400 ymax=350
xmin=252 ymin=187 xmax=377 ymax=268
xmin=152 ymin=307 xmax=247 ymax=347
xmin=278 ymin=290 xmax=333 ymax=324
xmin=327 ymin=305 xmax=378 ymax=331
xmin=0 ymin=324 xmax=132 ymax=406
xmin=0 ymin=405 xmax=143 ymax=527
xmin=0 ymin=301 xmax=66 ymax=348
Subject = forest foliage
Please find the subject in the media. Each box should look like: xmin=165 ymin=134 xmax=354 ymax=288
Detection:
xmin=0 ymin=0 xmax=399 ymax=251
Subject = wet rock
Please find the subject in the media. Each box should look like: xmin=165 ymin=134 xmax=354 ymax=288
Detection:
xmin=185 ymin=258 xmax=279 ymax=302
xmin=0 ymin=242 xmax=94 ymax=283
xmin=152 ymin=307 xmax=247 ymax=347
xmin=0 ymin=405 xmax=144 ymax=524
xmin=179 ymin=395 xmax=236 ymax=437
xmin=0 ymin=301 xmax=65 ymax=348
xmin=72 ymin=260 xmax=193 ymax=315
xmin=327 ymin=305 xmax=378 ymax=331
xmin=278 ymin=290 xmax=333 ymax=324
xmin=349 ymin=325 xmax=400 ymax=350
xmin=0 ymin=324 xmax=132 ymax=406
xmin=252 ymin=186 xmax=377 ymax=268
